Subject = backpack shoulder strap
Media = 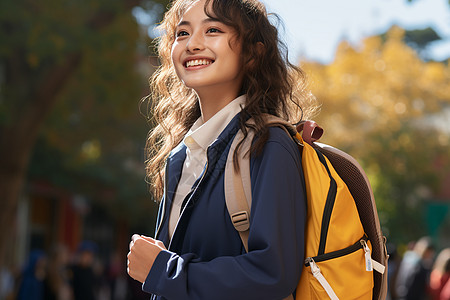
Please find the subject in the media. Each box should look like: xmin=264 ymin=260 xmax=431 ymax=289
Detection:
xmin=224 ymin=128 xmax=254 ymax=253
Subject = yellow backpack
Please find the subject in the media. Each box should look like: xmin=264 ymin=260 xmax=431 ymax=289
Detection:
xmin=224 ymin=115 xmax=389 ymax=300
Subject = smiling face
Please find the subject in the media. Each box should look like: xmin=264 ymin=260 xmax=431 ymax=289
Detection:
xmin=170 ymin=0 xmax=244 ymax=103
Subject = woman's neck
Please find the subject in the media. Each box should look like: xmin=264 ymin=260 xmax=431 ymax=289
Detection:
xmin=196 ymin=88 xmax=241 ymax=122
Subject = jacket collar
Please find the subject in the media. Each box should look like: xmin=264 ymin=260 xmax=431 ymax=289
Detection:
xmin=158 ymin=113 xmax=242 ymax=245
xmin=185 ymin=95 xmax=246 ymax=152
xmin=166 ymin=112 xmax=242 ymax=201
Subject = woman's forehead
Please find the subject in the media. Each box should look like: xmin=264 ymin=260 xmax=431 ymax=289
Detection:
xmin=177 ymin=0 xmax=220 ymax=25
xmin=180 ymin=0 xmax=208 ymax=17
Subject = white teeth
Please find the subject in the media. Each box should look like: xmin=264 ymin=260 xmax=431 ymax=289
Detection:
xmin=186 ymin=59 xmax=212 ymax=67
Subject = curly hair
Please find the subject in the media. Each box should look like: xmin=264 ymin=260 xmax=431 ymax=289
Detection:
xmin=144 ymin=0 xmax=318 ymax=200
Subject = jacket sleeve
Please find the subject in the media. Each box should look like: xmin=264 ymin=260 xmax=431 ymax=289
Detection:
xmin=143 ymin=129 xmax=306 ymax=300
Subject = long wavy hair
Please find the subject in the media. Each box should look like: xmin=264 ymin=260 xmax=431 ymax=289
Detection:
xmin=144 ymin=0 xmax=318 ymax=200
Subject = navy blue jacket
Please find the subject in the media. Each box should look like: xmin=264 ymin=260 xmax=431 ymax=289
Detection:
xmin=143 ymin=114 xmax=306 ymax=300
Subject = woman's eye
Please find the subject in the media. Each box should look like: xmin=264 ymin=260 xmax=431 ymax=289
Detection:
xmin=176 ymin=30 xmax=189 ymax=37
xmin=207 ymin=28 xmax=222 ymax=34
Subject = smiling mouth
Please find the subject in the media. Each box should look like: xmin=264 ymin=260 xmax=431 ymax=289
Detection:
xmin=185 ymin=59 xmax=214 ymax=68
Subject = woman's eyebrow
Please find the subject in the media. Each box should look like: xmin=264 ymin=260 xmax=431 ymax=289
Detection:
xmin=203 ymin=16 xmax=221 ymax=23
xmin=176 ymin=20 xmax=190 ymax=27
xmin=176 ymin=17 xmax=222 ymax=28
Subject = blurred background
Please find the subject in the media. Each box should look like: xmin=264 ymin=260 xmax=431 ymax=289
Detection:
xmin=0 ymin=0 xmax=449 ymax=299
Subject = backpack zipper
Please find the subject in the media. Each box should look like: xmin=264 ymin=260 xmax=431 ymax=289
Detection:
xmin=315 ymin=149 xmax=337 ymax=255
xmin=305 ymin=236 xmax=368 ymax=266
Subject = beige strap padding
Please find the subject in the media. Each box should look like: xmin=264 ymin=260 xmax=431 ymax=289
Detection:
xmin=224 ymin=115 xmax=288 ymax=252
xmin=224 ymin=128 xmax=254 ymax=252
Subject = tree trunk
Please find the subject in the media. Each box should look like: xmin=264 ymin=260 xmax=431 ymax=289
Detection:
xmin=0 ymin=52 xmax=82 ymax=269
xmin=0 ymin=126 xmax=36 ymax=269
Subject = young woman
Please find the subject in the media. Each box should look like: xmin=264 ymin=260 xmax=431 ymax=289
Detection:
xmin=127 ymin=0 xmax=318 ymax=299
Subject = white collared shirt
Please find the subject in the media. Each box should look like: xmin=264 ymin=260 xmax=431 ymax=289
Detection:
xmin=168 ymin=95 xmax=246 ymax=239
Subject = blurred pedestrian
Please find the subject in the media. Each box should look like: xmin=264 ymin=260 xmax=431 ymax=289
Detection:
xmin=126 ymin=275 xmax=149 ymax=300
xmin=387 ymin=243 xmax=401 ymax=300
xmin=395 ymin=236 xmax=435 ymax=300
xmin=43 ymin=244 xmax=73 ymax=300
xmin=106 ymin=252 xmax=128 ymax=300
xmin=17 ymin=250 xmax=47 ymax=300
xmin=68 ymin=241 xmax=98 ymax=300
xmin=0 ymin=264 xmax=15 ymax=300
xmin=429 ymin=248 xmax=450 ymax=300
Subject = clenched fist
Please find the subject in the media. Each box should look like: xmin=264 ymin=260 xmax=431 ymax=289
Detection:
xmin=127 ymin=234 xmax=167 ymax=283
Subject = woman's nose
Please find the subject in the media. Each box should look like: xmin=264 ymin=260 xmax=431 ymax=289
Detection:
xmin=186 ymin=32 xmax=205 ymax=52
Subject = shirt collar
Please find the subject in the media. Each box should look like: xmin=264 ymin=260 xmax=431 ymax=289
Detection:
xmin=184 ymin=95 xmax=246 ymax=151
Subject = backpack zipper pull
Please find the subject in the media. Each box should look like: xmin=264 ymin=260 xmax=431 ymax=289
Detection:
xmin=361 ymin=240 xmax=373 ymax=272
xmin=305 ymin=258 xmax=340 ymax=300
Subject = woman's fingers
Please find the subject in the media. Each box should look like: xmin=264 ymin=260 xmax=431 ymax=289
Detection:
xmin=138 ymin=235 xmax=167 ymax=250
xmin=127 ymin=234 xmax=166 ymax=283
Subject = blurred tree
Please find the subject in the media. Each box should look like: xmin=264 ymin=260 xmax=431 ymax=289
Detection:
xmin=303 ymin=26 xmax=450 ymax=243
xmin=0 ymin=0 xmax=168 ymax=268
xmin=403 ymin=27 xmax=441 ymax=51
xmin=379 ymin=26 xmax=442 ymax=61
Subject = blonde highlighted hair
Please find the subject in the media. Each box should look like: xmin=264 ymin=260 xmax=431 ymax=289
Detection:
xmin=143 ymin=0 xmax=318 ymax=200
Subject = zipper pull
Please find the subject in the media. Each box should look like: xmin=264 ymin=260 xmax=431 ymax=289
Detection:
xmin=306 ymin=257 xmax=321 ymax=276
xmin=305 ymin=258 xmax=340 ymax=300
xmin=361 ymin=240 xmax=373 ymax=272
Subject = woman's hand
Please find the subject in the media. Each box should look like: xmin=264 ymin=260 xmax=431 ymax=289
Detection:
xmin=127 ymin=234 xmax=167 ymax=283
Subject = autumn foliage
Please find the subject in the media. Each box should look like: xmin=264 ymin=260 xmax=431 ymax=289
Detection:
xmin=303 ymin=26 xmax=450 ymax=243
